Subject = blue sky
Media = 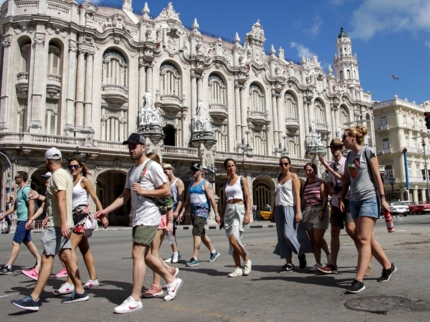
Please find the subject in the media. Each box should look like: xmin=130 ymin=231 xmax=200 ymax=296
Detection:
xmin=28 ymin=0 xmax=430 ymax=103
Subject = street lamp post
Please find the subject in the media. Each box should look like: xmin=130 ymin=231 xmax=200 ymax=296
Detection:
xmin=388 ymin=175 xmax=396 ymax=202
xmin=422 ymin=139 xmax=430 ymax=202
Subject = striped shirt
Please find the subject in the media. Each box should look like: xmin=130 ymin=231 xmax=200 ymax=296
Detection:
xmin=303 ymin=180 xmax=322 ymax=206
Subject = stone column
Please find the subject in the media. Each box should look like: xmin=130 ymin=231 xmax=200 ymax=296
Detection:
xmin=65 ymin=40 xmax=78 ymax=135
xmin=84 ymin=52 xmax=94 ymax=130
xmin=413 ymin=188 xmax=418 ymax=203
xmin=240 ymin=85 xmax=247 ymax=139
xmin=276 ymin=94 xmax=284 ymax=146
xmin=138 ymin=60 xmax=146 ymax=108
xmin=0 ymin=35 xmax=13 ymax=131
xmin=197 ymin=76 xmax=203 ymax=102
xmin=303 ymin=99 xmax=309 ymax=140
xmin=271 ymin=91 xmax=279 ymax=148
xmin=75 ymin=50 xmax=86 ymax=130
xmin=190 ymin=73 xmax=197 ymax=117
xmin=330 ymin=106 xmax=336 ymax=136
xmin=146 ymin=65 xmax=153 ymax=93
xmin=234 ymin=82 xmax=242 ymax=144
xmin=29 ymin=32 xmax=47 ymax=133
xmin=420 ymin=189 xmax=426 ymax=202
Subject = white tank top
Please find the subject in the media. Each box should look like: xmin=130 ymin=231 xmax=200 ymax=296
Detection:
xmin=170 ymin=178 xmax=178 ymax=206
xmin=72 ymin=177 xmax=89 ymax=208
xmin=225 ymin=176 xmax=244 ymax=201
xmin=275 ymin=180 xmax=294 ymax=206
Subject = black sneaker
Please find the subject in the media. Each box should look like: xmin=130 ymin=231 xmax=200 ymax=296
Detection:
xmin=281 ymin=263 xmax=295 ymax=271
xmin=298 ymin=254 xmax=307 ymax=269
xmin=346 ymin=279 xmax=366 ymax=294
xmin=61 ymin=291 xmax=89 ymax=304
xmin=11 ymin=295 xmax=41 ymax=311
xmin=0 ymin=265 xmax=11 ymax=275
xmin=209 ymin=251 xmax=220 ymax=262
xmin=377 ymin=263 xmax=397 ymax=282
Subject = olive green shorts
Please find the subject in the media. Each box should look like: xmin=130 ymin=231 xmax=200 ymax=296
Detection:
xmin=132 ymin=225 xmax=158 ymax=246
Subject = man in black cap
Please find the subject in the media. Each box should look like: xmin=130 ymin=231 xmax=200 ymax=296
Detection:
xmin=318 ymin=138 xmax=360 ymax=274
xmin=178 ymin=163 xmax=220 ymax=267
xmin=95 ymin=133 xmax=183 ymax=314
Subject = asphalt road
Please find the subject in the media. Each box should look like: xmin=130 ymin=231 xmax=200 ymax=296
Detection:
xmin=0 ymin=215 xmax=429 ymax=321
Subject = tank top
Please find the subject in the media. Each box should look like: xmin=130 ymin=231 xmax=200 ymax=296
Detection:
xmin=225 ymin=176 xmax=244 ymax=201
xmin=303 ymin=180 xmax=322 ymax=206
xmin=189 ymin=179 xmax=209 ymax=218
xmin=72 ymin=177 xmax=89 ymax=208
xmin=275 ymin=180 xmax=294 ymax=206
xmin=170 ymin=178 xmax=178 ymax=210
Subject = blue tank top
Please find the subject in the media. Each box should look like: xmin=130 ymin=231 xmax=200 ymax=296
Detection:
xmin=189 ymin=179 xmax=209 ymax=219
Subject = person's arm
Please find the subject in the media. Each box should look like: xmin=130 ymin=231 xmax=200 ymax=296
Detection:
xmin=173 ymin=179 xmax=185 ymax=218
xmin=82 ymin=177 xmax=108 ymax=227
xmin=95 ymin=188 xmax=131 ymax=219
xmin=29 ymin=190 xmax=45 ymax=202
xmin=132 ymin=181 xmax=170 ymax=198
xmin=26 ymin=201 xmax=46 ymax=229
xmin=242 ymin=177 xmax=251 ymax=224
xmin=319 ymin=180 xmax=329 ymax=221
xmin=57 ymin=190 xmax=70 ymax=238
xmin=319 ymin=155 xmax=342 ymax=181
xmin=204 ymin=181 xmax=219 ymax=223
xmin=0 ymin=203 xmax=15 ymax=219
xmin=369 ymin=155 xmax=390 ymax=212
xmin=291 ymin=174 xmax=302 ymax=222
xmin=177 ymin=192 xmax=190 ymax=223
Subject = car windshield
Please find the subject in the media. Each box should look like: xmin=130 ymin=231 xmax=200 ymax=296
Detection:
xmin=391 ymin=202 xmax=403 ymax=206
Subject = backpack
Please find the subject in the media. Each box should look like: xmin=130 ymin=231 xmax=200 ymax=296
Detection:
xmin=224 ymin=176 xmax=247 ymax=212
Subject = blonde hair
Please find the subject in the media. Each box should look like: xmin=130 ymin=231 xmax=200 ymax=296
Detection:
xmin=146 ymin=152 xmax=160 ymax=164
xmin=346 ymin=125 xmax=368 ymax=145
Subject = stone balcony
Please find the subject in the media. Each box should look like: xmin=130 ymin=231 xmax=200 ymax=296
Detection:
xmin=155 ymin=94 xmax=182 ymax=114
xmin=376 ymin=124 xmax=390 ymax=131
xmin=315 ymin=122 xmax=329 ymax=134
xmin=16 ymin=72 xmax=29 ymax=98
xmin=285 ymin=117 xmax=299 ymax=132
xmin=247 ymin=110 xmax=268 ymax=127
xmin=101 ymin=84 xmax=129 ymax=104
xmin=208 ymin=103 xmax=228 ymax=122
xmin=46 ymin=74 xmax=62 ymax=98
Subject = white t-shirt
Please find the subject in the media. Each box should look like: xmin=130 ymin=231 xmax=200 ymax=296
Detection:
xmin=125 ymin=159 xmax=167 ymax=227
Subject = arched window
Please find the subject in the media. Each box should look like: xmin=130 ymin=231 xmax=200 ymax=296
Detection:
xmin=45 ymin=100 xmax=58 ymax=135
xmin=346 ymin=69 xmax=351 ymax=79
xmin=314 ymin=100 xmax=326 ymax=124
xmin=163 ymin=124 xmax=176 ymax=146
xmin=339 ymin=70 xmax=344 ymax=81
xmin=214 ymin=130 xmax=227 ymax=152
xmin=102 ymin=48 xmax=128 ymax=87
xmin=249 ymin=83 xmax=265 ymax=112
xmin=101 ymin=116 xmax=127 ymax=142
xmin=287 ymin=138 xmax=298 ymax=158
xmin=208 ymin=74 xmax=226 ymax=105
xmin=284 ymin=92 xmax=297 ymax=118
xmin=253 ymin=181 xmax=272 ymax=212
xmin=160 ymin=62 xmax=181 ymax=96
xmin=20 ymin=41 xmax=31 ymax=72
xmin=252 ymin=134 xmax=266 ymax=155
xmin=339 ymin=105 xmax=349 ymax=125
xmin=48 ymin=43 xmax=61 ymax=75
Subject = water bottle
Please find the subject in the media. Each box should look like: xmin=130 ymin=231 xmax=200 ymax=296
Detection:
xmin=384 ymin=210 xmax=395 ymax=233
xmin=166 ymin=230 xmax=176 ymax=245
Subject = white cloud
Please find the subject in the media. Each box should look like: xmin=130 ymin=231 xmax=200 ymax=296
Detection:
xmin=290 ymin=42 xmax=315 ymax=59
xmin=350 ymin=0 xmax=430 ymax=40
xmin=329 ymin=0 xmax=346 ymax=5
xmin=425 ymin=41 xmax=430 ymax=48
xmin=307 ymin=15 xmax=323 ymax=36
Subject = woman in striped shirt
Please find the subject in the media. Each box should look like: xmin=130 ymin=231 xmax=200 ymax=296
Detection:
xmin=301 ymin=163 xmax=331 ymax=272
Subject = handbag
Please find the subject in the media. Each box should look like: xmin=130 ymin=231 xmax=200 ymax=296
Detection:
xmin=83 ymin=215 xmax=98 ymax=238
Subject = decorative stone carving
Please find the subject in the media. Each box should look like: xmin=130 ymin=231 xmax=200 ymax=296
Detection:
xmin=139 ymin=91 xmax=161 ymax=126
xmin=33 ymin=34 xmax=45 ymax=47
xmin=193 ymin=101 xmax=212 ymax=132
xmin=2 ymin=35 xmax=11 ymax=47
xmin=308 ymin=121 xmax=324 ymax=147
xmin=337 ymin=126 xmax=342 ymax=139
xmin=157 ymin=2 xmax=180 ymax=21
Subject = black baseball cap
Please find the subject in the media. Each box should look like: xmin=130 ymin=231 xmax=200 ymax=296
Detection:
xmin=190 ymin=163 xmax=204 ymax=172
xmin=123 ymin=133 xmax=146 ymax=145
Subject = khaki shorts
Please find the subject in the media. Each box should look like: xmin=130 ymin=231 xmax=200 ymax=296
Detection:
xmin=303 ymin=205 xmax=329 ymax=230
xmin=41 ymin=227 xmax=72 ymax=256
xmin=192 ymin=216 xmax=207 ymax=236
xmin=132 ymin=225 xmax=158 ymax=246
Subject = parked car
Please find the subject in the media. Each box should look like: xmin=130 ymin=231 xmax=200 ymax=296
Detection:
xmin=408 ymin=202 xmax=430 ymax=215
xmin=389 ymin=201 xmax=410 ymax=216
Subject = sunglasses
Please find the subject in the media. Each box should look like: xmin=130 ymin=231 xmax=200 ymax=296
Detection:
xmin=279 ymin=163 xmax=290 ymax=167
xmin=68 ymin=165 xmax=80 ymax=170
xmin=342 ymin=135 xmax=348 ymax=141
xmin=14 ymin=176 xmax=22 ymax=179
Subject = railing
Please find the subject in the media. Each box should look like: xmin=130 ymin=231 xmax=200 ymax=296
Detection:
xmin=160 ymin=94 xmax=181 ymax=102
xmin=405 ymin=147 xmax=423 ymax=154
xmin=377 ymin=148 xmax=393 ymax=155
xmin=47 ymin=74 xmax=62 ymax=82
xmin=285 ymin=117 xmax=299 ymax=123
xmin=209 ymin=103 xmax=227 ymax=111
xmin=101 ymin=84 xmax=129 ymax=94
xmin=248 ymin=110 xmax=267 ymax=117
xmin=408 ymin=176 xmax=426 ymax=183
xmin=163 ymin=146 xmax=198 ymax=156
xmin=377 ymin=124 xmax=390 ymax=131
xmin=16 ymin=72 xmax=29 ymax=81
xmin=95 ymin=140 xmax=128 ymax=152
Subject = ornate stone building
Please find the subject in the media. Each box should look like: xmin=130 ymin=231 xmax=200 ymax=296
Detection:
xmin=0 ymin=1 xmax=374 ymax=224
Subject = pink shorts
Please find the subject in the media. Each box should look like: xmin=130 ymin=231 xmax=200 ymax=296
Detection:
xmin=158 ymin=214 xmax=167 ymax=230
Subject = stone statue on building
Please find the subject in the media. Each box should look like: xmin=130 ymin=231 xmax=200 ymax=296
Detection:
xmin=139 ymin=91 xmax=161 ymax=126
xmin=308 ymin=121 xmax=323 ymax=147
xmin=193 ymin=100 xmax=212 ymax=132
xmin=337 ymin=126 xmax=342 ymax=139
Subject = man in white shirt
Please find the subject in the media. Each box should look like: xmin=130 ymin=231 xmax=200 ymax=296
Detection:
xmin=95 ymin=133 xmax=183 ymax=314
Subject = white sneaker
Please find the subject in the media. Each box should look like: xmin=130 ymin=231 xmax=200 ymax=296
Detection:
xmin=164 ymin=277 xmax=183 ymax=301
xmin=54 ymin=282 xmax=75 ymax=295
xmin=83 ymin=279 xmax=99 ymax=289
xmin=243 ymin=259 xmax=252 ymax=275
xmin=228 ymin=267 xmax=243 ymax=277
xmin=114 ymin=296 xmax=143 ymax=314
xmin=326 ymin=254 xmax=331 ymax=265
xmin=309 ymin=263 xmax=323 ymax=272
xmin=172 ymin=252 xmax=181 ymax=264
xmin=164 ymin=257 xmax=172 ymax=263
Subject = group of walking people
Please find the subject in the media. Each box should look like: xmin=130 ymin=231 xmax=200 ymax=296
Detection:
xmin=1 ymin=125 xmax=396 ymax=315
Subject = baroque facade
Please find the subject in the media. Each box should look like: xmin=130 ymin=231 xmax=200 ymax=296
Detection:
xmin=0 ymin=1 xmax=375 ymax=224
xmin=374 ymin=97 xmax=430 ymax=203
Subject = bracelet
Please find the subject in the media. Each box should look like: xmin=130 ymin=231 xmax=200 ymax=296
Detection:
xmin=379 ymin=194 xmax=385 ymax=198
xmin=215 ymin=214 xmax=220 ymax=217
xmin=167 ymin=217 xmax=174 ymax=222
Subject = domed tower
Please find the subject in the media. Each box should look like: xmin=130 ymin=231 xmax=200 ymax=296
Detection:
xmin=333 ymin=28 xmax=360 ymax=85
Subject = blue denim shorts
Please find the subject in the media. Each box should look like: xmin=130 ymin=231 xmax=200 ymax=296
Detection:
xmin=349 ymin=197 xmax=380 ymax=220
xmin=13 ymin=221 xmax=32 ymax=243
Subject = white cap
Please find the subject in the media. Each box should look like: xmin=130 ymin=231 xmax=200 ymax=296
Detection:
xmin=41 ymin=172 xmax=52 ymax=178
xmin=45 ymin=147 xmax=62 ymax=160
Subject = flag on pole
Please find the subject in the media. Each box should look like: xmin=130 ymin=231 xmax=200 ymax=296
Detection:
xmin=391 ymin=75 xmax=399 ymax=80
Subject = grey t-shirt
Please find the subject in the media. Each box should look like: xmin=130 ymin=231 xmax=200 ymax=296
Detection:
xmin=345 ymin=146 xmax=377 ymax=202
